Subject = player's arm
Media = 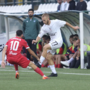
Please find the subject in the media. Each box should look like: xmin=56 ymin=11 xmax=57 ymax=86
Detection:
xmin=32 ymin=36 xmax=41 ymax=44
xmin=1 ymin=46 xmax=7 ymax=68
xmin=32 ymin=27 xmax=46 ymax=44
xmin=66 ymin=22 xmax=79 ymax=30
xmin=23 ymin=40 xmax=40 ymax=61
xmin=27 ymin=48 xmax=40 ymax=61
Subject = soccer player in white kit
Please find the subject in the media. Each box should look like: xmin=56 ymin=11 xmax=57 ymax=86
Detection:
xmin=32 ymin=13 xmax=79 ymax=77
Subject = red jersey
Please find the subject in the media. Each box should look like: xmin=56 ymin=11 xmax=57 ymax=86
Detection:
xmin=5 ymin=37 xmax=29 ymax=57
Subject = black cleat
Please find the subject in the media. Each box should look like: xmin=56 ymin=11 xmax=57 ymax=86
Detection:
xmin=36 ymin=62 xmax=41 ymax=68
xmin=48 ymin=73 xmax=58 ymax=77
xmin=87 ymin=66 xmax=90 ymax=69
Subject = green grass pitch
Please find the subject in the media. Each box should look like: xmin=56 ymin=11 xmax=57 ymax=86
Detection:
xmin=0 ymin=66 xmax=90 ymax=90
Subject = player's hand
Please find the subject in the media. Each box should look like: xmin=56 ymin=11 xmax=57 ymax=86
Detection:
xmin=74 ymin=26 xmax=79 ymax=30
xmin=1 ymin=61 xmax=6 ymax=68
xmin=37 ymin=57 xmax=40 ymax=62
xmin=76 ymin=57 xmax=79 ymax=60
xmin=32 ymin=40 xmax=37 ymax=44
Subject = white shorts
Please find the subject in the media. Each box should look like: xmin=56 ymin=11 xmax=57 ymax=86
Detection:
xmin=49 ymin=40 xmax=63 ymax=50
xmin=47 ymin=49 xmax=56 ymax=55
xmin=48 ymin=40 xmax=63 ymax=55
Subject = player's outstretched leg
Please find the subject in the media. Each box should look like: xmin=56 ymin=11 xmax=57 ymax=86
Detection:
xmin=14 ymin=64 xmax=19 ymax=79
xmin=29 ymin=61 xmax=49 ymax=80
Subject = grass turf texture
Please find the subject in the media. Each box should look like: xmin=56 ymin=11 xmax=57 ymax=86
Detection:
xmin=0 ymin=66 xmax=90 ymax=90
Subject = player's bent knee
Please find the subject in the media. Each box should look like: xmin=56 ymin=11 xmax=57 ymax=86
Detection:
xmin=43 ymin=45 xmax=47 ymax=50
xmin=28 ymin=61 xmax=37 ymax=70
xmin=43 ymin=44 xmax=51 ymax=51
xmin=29 ymin=61 xmax=34 ymax=66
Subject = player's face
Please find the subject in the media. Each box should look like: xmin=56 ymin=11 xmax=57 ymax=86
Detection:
xmin=73 ymin=41 xmax=77 ymax=46
xmin=46 ymin=39 xmax=50 ymax=44
xmin=76 ymin=39 xmax=80 ymax=46
xmin=69 ymin=38 xmax=73 ymax=44
xmin=74 ymin=39 xmax=80 ymax=46
xmin=42 ymin=17 xmax=49 ymax=25
xmin=42 ymin=37 xmax=46 ymax=43
xmin=28 ymin=11 xmax=34 ymax=17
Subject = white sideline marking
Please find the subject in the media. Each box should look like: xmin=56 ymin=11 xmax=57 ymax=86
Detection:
xmin=0 ymin=69 xmax=90 ymax=76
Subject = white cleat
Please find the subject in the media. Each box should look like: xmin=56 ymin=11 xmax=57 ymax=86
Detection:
xmin=61 ymin=61 xmax=69 ymax=67
xmin=63 ymin=66 xmax=70 ymax=69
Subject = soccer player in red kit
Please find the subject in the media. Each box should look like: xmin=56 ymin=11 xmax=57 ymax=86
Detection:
xmin=1 ymin=30 xmax=49 ymax=80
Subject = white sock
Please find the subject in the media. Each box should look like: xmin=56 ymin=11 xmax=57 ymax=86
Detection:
xmin=16 ymin=71 xmax=18 ymax=73
xmin=39 ymin=56 xmax=45 ymax=65
xmin=68 ymin=57 xmax=74 ymax=63
xmin=43 ymin=75 xmax=46 ymax=77
xmin=49 ymin=65 xmax=57 ymax=74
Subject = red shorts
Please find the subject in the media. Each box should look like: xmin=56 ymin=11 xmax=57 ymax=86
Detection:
xmin=7 ymin=54 xmax=30 ymax=68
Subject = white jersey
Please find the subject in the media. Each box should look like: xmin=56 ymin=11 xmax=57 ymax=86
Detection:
xmin=38 ymin=19 xmax=66 ymax=43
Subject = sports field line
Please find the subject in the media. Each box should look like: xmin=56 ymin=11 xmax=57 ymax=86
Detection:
xmin=0 ymin=69 xmax=90 ymax=76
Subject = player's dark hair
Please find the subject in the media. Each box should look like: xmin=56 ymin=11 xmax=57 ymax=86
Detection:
xmin=42 ymin=35 xmax=50 ymax=40
xmin=73 ymin=34 xmax=78 ymax=37
xmin=16 ymin=30 xmax=23 ymax=36
xmin=28 ymin=9 xmax=34 ymax=12
xmin=42 ymin=35 xmax=48 ymax=38
xmin=69 ymin=35 xmax=74 ymax=38
xmin=72 ymin=37 xmax=78 ymax=41
xmin=46 ymin=36 xmax=50 ymax=40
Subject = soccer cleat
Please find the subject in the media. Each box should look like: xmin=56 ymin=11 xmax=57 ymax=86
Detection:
xmin=87 ymin=66 xmax=90 ymax=69
xmin=15 ymin=72 xmax=19 ymax=79
xmin=61 ymin=61 xmax=69 ymax=67
xmin=48 ymin=73 xmax=58 ymax=77
xmin=36 ymin=62 xmax=41 ymax=68
xmin=42 ymin=76 xmax=50 ymax=80
xmin=63 ymin=66 xmax=70 ymax=69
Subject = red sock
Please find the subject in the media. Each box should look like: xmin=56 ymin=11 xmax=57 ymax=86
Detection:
xmin=55 ymin=64 xmax=57 ymax=68
xmin=41 ymin=64 xmax=44 ymax=67
xmin=58 ymin=64 xmax=61 ymax=68
xmin=14 ymin=64 xmax=18 ymax=71
xmin=46 ymin=64 xmax=48 ymax=67
xmin=34 ymin=67 xmax=44 ymax=76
